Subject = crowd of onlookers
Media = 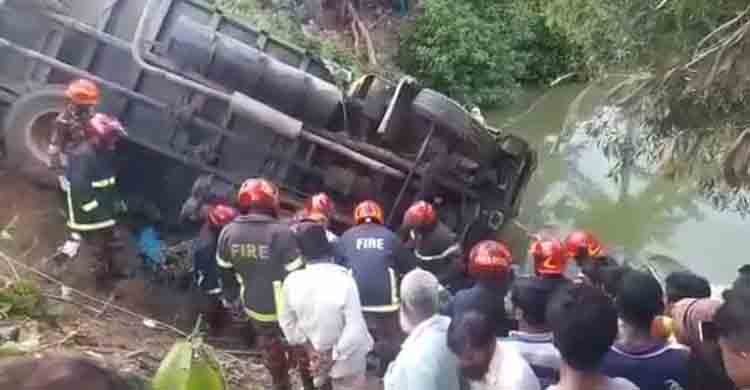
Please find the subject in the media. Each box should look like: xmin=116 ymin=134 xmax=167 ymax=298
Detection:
xmin=2 ymin=180 xmax=750 ymax=390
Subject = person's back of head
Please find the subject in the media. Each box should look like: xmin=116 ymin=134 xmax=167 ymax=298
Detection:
xmin=292 ymin=221 xmax=332 ymax=262
xmin=400 ymin=268 xmax=440 ymax=332
xmin=715 ymin=287 xmax=750 ymax=388
xmin=547 ymin=283 xmax=618 ymax=372
xmin=447 ymin=310 xmax=497 ymax=380
xmin=615 ymin=270 xmax=664 ymax=331
xmin=511 ymin=276 xmax=566 ymax=330
xmin=665 ymin=271 xmax=711 ymax=305
xmin=0 ymin=355 xmax=133 ymax=390
xmin=599 ymin=264 xmax=628 ymax=299
xmin=731 ymin=264 xmax=750 ymax=292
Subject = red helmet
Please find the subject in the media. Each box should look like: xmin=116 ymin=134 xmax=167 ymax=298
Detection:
xmin=208 ymin=204 xmax=238 ymax=228
xmin=87 ymin=113 xmax=126 ymax=148
xmin=237 ymin=178 xmax=279 ymax=214
xmin=565 ymin=230 xmax=603 ymax=259
xmin=467 ymin=240 xmax=512 ymax=280
xmin=530 ymin=238 xmax=569 ymax=276
xmin=66 ymin=79 xmax=100 ymax=106
xmin=403 ymin=200 xmax=437 ymax=230
xmin=303 ymin=193 xmax=335 ymax=223
xmin=354 ymin=200 xmax=384 ymax=225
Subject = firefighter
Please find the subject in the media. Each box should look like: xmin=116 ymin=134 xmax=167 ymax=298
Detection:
xmin=300 ymin=192 xmax=337 ymax=242
xmin=215 ymin=178 xmax=308 ymax=390
xmin=49 ymin=79 xmax=100 ymax=171
xmin=334 ymin=200 xmax=416 ymax=375
xmin=441 ymin=240 xmax=515 ymax=337
xmin=192 ymin=203 xmax=238 ymax=334
xmin=530 ymin=237 xmax=569 ymax=281
xmin=563 ymin=230 xmax=603 ymax=279
xmin=64 ymin=113 xmax=126 ymax=278
xmin=401 ymin=200 xmax=467 ymax=293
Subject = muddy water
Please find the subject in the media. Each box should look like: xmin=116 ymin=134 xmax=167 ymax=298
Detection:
xmin=488 ymin=83 xmax=746 ymax=288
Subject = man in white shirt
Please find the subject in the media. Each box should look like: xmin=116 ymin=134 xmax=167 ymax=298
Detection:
xmin=447 ymin=310 xmax=541 ymax=390
xmin=384 ymin=269 xmax=461 ymax=390
xmin=279 ymin=222 xmax=373 ymax=390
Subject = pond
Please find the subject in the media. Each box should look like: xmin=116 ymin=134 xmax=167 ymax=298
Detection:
xmin=488 ymin=82 xmax=746 ymax=289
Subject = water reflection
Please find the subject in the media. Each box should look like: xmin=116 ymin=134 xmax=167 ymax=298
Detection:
xmin=489 ymin=83 xmax=746 ymax=285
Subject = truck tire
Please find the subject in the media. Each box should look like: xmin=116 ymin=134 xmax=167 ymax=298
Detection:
xmin=412 ymin=88 xmax=476 ymax=140
xmin=2 ymin=85 xmax=66 ymax=188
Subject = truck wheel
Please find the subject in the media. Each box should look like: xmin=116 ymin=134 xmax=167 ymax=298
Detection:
xmin=2 ymin=85 xmax=66 ymax=188
xmin=412 ymin=88 xmax=476 ymax=140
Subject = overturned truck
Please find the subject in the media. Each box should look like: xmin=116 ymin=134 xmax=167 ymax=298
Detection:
xmin=0 ymin=0 xmax=536 ymax=246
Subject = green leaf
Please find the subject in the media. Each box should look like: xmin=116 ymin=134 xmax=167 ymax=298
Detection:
xmin=152 ymin=338 xmax=227 ymax=390
xmin=152 ymin=341 xmax=193 ymax=390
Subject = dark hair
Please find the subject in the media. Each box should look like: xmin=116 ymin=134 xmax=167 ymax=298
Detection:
xmin=511 ymin=277 xmax=566 ymax=327
xmin=715 ymin=287 xmax=750 ymax=350
xmin=580 ymin=256 xmax=618 ymax=286
xmin=665 ymin=271 xmax=711 ymax=304
xmin=547 ymin=283 xmax=618 ymax=372
xmin=615 ymin=270 xmax=664 ymax=330
xmin=600 ymin=265 xmax=629 ymax=298
xmin=447 ymin=310 xmax=495 ymax=355
xmin=731 ymin=264 xmax=750 ymax=292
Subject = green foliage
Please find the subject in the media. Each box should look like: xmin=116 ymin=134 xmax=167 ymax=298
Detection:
xmin=0 ymin=280 xmax=43 ymax=319
xmin=398 ymin=0 xmax=574 ymax=107
xmin=544 ymin=0 xmax=749 ymax=74
xmin=208 ymin=0 xmax=360 ymax=76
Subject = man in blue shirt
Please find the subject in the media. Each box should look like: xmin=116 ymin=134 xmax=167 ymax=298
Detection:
xmin=600 ymin=270 xmax=689 ymax=390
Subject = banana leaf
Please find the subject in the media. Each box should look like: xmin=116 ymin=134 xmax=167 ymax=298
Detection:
xmin=152 ymin=337 xmax=226 ymax=390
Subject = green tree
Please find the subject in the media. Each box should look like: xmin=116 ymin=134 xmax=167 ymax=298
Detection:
xmin=398 ymin=0 xmax=573 ymax=106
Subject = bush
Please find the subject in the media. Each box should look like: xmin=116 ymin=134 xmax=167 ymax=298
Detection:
xmin=398 ymin=0 xmax=573 ymax=107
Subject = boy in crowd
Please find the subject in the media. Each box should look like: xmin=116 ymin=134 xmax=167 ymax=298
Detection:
xmin=546 ymin=283 xmax=637 ymax=390
xmin=502 ymin=276 xmax=566 ymax=388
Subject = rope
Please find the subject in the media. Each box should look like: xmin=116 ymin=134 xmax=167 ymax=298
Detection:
xmin=0 ymin=249 xmax=188 ymax=337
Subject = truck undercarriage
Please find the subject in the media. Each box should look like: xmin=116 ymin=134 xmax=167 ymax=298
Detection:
xmin=0 ymin=0 xmax=536 ymax=247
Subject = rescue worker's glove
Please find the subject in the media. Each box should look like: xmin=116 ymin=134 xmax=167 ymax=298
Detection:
xmin=47 ymin=145 xmax=63 ymax=170
xmin=54 ymin=233 xmax=82 ymax=262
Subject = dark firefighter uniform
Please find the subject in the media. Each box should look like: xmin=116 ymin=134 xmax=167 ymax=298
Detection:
xmin=441 ymin=240 xmax=515 ymax=337
xmin=65 ymin=141 xmax=120 ymax=275
xmin=407 ymin=221 xmax=469 ymax=293
xmin=215 ymin=212 xmax=305 ymax=389
xmin=335 ymin=222 xmax=415 ymax=374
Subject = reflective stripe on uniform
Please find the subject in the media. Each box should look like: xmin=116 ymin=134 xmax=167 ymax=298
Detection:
xmin=362 ymin=304 xmax=400 ymax=313
xmin=273 ymin=280 xmax=284 ymax=315
xmin=415 ymin=243 xmax=462 ymax=262
xmin=284 ymin=257 xmax=304 ymax=272
xmin=66 ymin=190 xmax=115 ymax=231
xmin=362 ymin=267 xmax=400 ymax=313
xmin=389 ymin=267 xmax=399 ymax=306
xmin=244 ymin=307 xmax=278 ymax=322
xmin=216 ymin=254 xmax=233 ymax=268
xmin=206 ymin=287 xmax=222 ymax=295
xmin=81 ymin=199 xmax=99 ymax=212
xmin=91 ymin=177 xmax=116 ymax=188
